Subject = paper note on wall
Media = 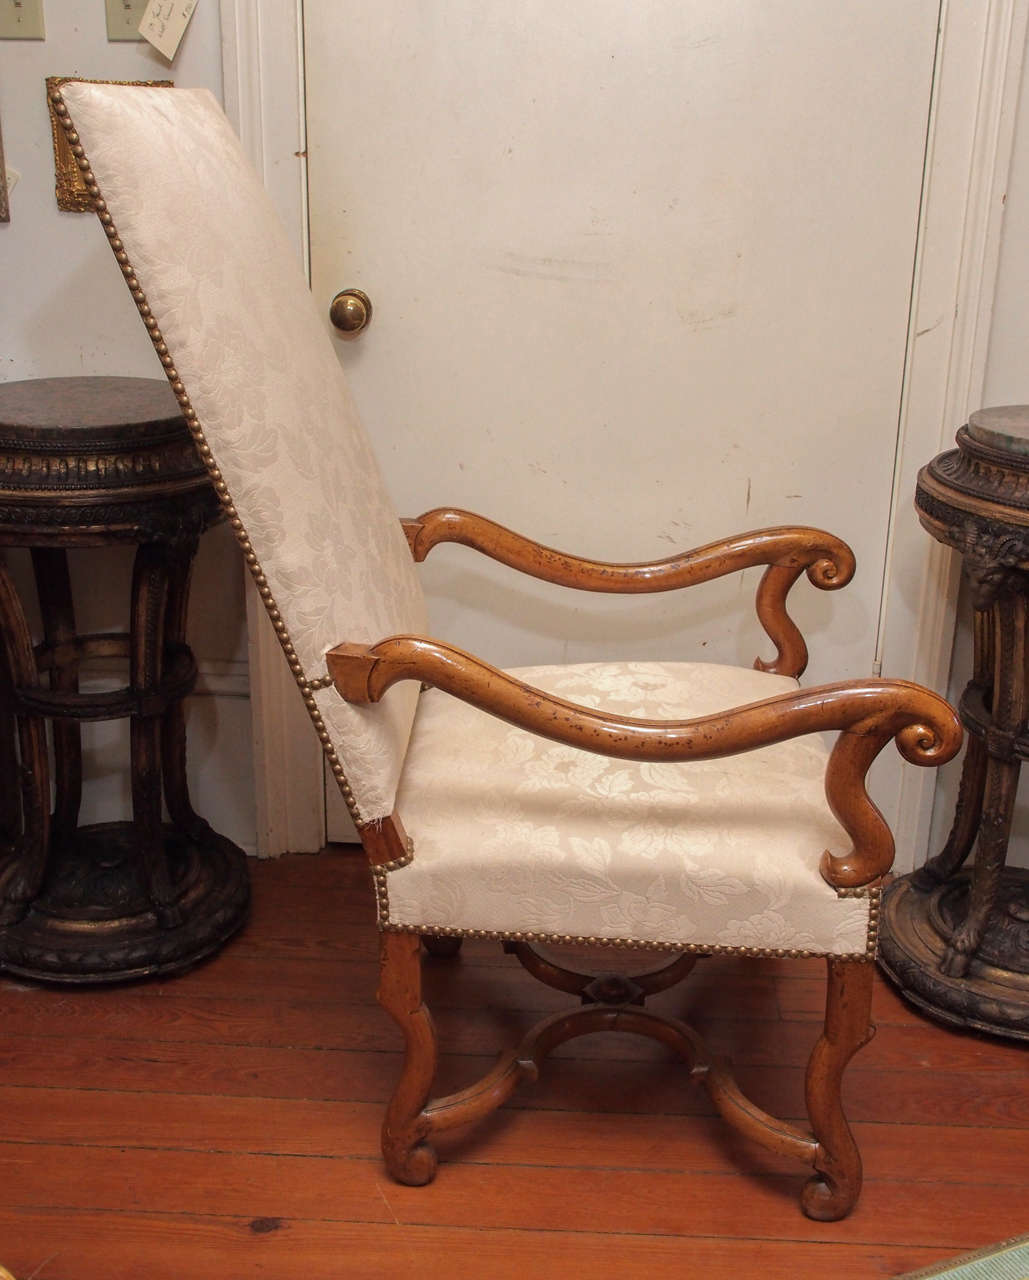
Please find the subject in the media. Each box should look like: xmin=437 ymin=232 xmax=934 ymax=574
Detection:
xmin=138 ymin=0 xmax=198 ymax=61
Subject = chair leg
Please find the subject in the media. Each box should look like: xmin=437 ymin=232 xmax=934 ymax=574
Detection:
xmin=801 ymin=957 xmax=875 ymax=1221
xmin=377 ymin=929 xmax=440 ymax=1185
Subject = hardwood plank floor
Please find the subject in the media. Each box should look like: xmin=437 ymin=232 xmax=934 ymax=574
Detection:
xmin=0 ymin=847 xmax=1025 ymax=1279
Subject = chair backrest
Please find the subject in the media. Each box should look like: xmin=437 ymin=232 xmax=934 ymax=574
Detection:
xmin=58 ymin=81 xmax=428 ymax=825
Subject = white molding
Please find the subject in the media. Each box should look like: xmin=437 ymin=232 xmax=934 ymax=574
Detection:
xmin=221 ymin=1 xmax=324 ymax=856
xmin=220 ymin=0 xmax=309 ymax=268
xmin=878 ymin=0 xmax=1029 ymax=870
xmin=245 ymin=578 xmax=327 ymax=857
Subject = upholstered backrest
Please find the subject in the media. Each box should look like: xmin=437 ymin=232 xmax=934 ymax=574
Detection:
xmin=59 ymin=81 xmax=428 ymax=824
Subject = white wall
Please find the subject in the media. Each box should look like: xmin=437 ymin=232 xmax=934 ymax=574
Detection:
xmin=929 ymin=23 xmax=1029 ymax=870
xmin=0 ymin=1 xmax=255 ymax=851
xmin=984 ymin=32 xmax=1029 ymax=407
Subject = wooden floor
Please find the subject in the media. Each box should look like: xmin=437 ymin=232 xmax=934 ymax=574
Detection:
xmin=0 ymin=847 xmax=1025 ymax=1279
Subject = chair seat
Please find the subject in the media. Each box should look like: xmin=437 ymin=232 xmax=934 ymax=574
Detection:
xmin=387 ymin=661 xmax=874 ymax=957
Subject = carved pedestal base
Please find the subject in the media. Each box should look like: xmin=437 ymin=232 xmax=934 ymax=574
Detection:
xmin=878 ymin=872 xmax=1029 ymax=1041
xmin=904 ymin=409 xmax=1029 ymax=1042
xmin=0 ymin=820 xmax=249 ymax=983
xmin=0 ymin=377 xmax=250 ymax=984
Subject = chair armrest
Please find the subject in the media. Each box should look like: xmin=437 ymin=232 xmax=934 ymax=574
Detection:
xmin=325 ymin=635 xmax=960 ymax=890
xmin=401 ymin=509 xmax=855 ymax=678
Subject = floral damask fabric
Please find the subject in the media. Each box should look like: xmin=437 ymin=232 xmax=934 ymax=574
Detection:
xmin=391 ymin=661 xmax=872 ymax=956
xmin=62 ymin=83 xmax=427 ymax=821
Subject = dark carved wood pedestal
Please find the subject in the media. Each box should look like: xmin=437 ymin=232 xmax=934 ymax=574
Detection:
xmin=878 ymin=407 xmax=1029 ymax=1040
xmin=0 ymin=377 xmax=249 ymax=983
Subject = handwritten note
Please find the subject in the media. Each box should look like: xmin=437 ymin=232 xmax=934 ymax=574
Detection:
xmin=138 ymin=0 xmax=198 ymax=62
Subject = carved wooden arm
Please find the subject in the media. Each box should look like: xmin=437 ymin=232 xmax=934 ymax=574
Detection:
xmin=401 ymin=509 xmax=856 ymax=678
xmin=326 ymin=635 xmax=960 ymax=891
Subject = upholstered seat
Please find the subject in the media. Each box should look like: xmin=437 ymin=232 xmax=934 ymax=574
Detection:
xmin=392 ymin=660 xmax=868 ymax=954
xmin=50 ymin=79 xmax=961 ymax=1225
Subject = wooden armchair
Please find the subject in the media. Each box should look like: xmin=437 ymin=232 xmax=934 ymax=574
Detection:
xmin=53 ymin=81 xmax=961 ymax=1223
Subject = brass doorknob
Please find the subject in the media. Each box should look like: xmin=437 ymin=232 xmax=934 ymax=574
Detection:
xmin=329 ymin=288 xmax=372 ymax=337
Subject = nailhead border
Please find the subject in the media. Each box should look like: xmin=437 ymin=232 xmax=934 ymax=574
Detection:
xmin=372 ymin=861 xmax=880 ymax=960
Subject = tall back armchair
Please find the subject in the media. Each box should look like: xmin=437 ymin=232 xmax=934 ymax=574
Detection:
xmin=49 ymin=80 xmax=960 ymax=1222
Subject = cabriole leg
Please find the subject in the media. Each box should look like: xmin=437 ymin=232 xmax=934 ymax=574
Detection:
xmin=913 ymin=732 xmax=987 ymax=891
xmin=802 ymin=957 xmax=875 ymax=1221
xmin=378 ymin=929 xmax=440 ymax=1185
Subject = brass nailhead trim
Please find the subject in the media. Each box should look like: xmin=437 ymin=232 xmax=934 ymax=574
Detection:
xmin=864 ymin=881 xmax=882 ymax=958
xmin=52 ymin=85 xmax=364 ymax=826
xmin=831 ymin=878 xmax=880 ymax=959
xmin=373 ymin=859 xmax=875 ymax=962
xmin=383 ymin=919 xmax=870 ymax=962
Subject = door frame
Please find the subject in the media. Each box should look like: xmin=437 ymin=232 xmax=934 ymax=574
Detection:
xmin=221 ymin=0 xmax=326 ymax=855
xmin=221 ymin=0 xmax=1029 ymax=865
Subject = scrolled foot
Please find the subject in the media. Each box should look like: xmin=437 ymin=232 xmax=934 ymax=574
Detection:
xmin=383 ymin=1137 xmax=438 ymax=1186
xmin=801 ymin=1172 xmax=858 ymax=1222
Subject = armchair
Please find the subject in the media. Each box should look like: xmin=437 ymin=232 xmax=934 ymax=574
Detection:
xmin=52 ymin=81 xmax=960 ymax=1223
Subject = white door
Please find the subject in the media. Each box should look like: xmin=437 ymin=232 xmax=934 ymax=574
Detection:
xmin=303 ymin=1 xmax=941 ymax=840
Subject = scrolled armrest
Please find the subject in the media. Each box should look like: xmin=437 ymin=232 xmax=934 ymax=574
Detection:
xmin=401 ymin=509 xmax=855 ymax=678
xmin=326 ymin=634 xmax=961 ymax=889
xmin=403 ymin=508 xmax=854 ymax=593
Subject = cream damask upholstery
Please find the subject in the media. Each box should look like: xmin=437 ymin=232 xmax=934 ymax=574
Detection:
xmin=392 ymin=661 xmax=869 ymax=955
xmin=59 ymin=81 xmax=427 ymax=823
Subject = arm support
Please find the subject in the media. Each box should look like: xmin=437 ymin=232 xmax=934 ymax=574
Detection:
xmin=326 ymin=635 xmax=960 ymax=890
xmin=401 ymin=509 xmax=856 ymax=677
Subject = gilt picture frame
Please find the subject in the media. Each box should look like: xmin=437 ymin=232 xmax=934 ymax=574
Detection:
xmin=46 ymin=76 xmax=172 ymax=212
